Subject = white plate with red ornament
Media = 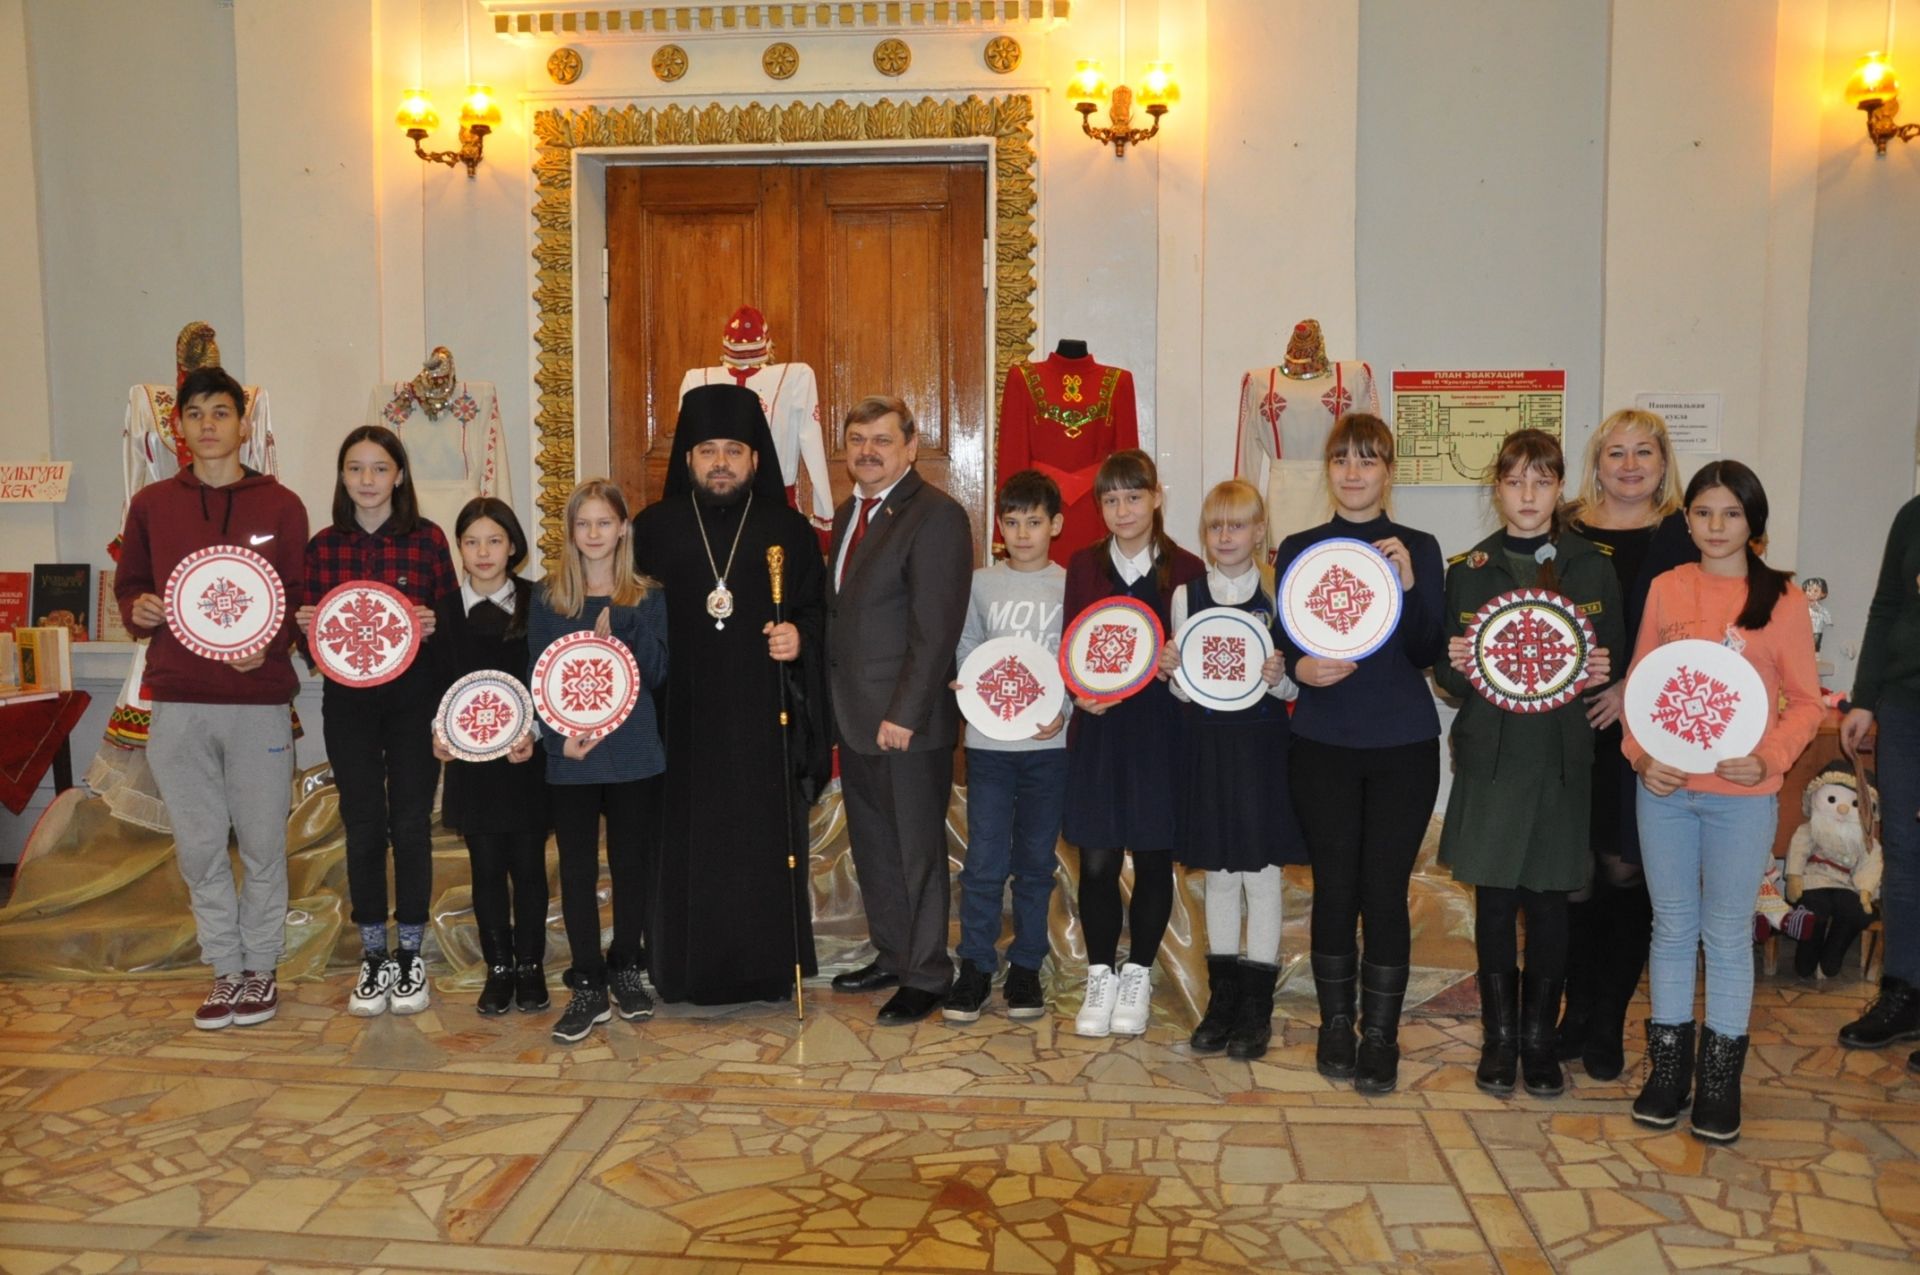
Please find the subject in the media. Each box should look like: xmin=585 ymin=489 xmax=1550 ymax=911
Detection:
xmin=1625 ymin=638 xmax=1769 ymax=773
xmin=1172 ymin=606 xmax=1276 ymax=712
xmin=308 ymin=581 xmax=422 ymax=687
xmin=957 ymin=636 xmax=1066 ymax=741
xmin=163 ymin=544 xmax=286 ymax=663
xmin=1060 ymin=596 xmax=1165 ymax=703
xmin=436 ymin=669 xmax=535 ymax=763
xmin=1278 ymin=537 xmax=1402 ymax=661
xmin=1465 ymin=589 xmax=1596 ymax=714
xmin=531 ymin=630 xmax=641 ymax=740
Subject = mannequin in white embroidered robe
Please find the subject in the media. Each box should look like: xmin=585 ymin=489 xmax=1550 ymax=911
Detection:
xmin=1234 ymin=319 xmax=1380 ymax=549
xmin=364 ymin=348 xmax=512 ymax=539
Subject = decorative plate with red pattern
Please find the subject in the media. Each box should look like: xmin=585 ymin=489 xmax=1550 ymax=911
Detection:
xmin=957 ymin=636 xmax=1066 ymax=741
xmin=1465 ymin=589 xmax=1596 ymax=714
xmin=162 ymin=544 xmax=286 ymax=663
xmin=436 ymin=669 xmax=536 ymax=763
xmin=1278 ymin=537 xmax=1402 ymax=661
xmin=309 ymin=581 xmax=422 ymax=687
xmin=1060 ymin=596 xmax=1165 ymax=703
xmin=1173 ymin=606 xmax=1276 ymax=712
xmin=531 ymin=630 xmax=641 ymax=740
xmin=1624 ymin=638 xmax=1768 ymax=773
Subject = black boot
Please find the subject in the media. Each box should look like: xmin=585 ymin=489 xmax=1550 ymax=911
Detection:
xmin=1474 ymin=968 xmax=1519 ymax=1095
xmin=477 ymin=929 xmax=515 ymax=1016
xmin=1631 ymin=1019 xmax=1694 ymax=1127
xmin=1189 ymin=956 xmax=1242 ymax=1055
xmin=1354 ymin=961 xmax=1409 ymax=1095
xmin=1838 ymin=976 xmax=1920 ymax=1047
xmin=1555 ymin=896 xmax=1599 ymax=1060
xmin=1690 ymin=1026 xmax=1749 ymax=1143
xmin=1311 ymin=951 xmax=1359 ymax=1079
xmin=514 ymin=959 xmax=550 ymax=1012
xmin=1227 ymin=960 xmax=1280 ymax=1061
xmin=1520 ymin=968 xmax=1566 ymax=1097
xmin=1582 ymin=886 xmax=1649 ymax=1081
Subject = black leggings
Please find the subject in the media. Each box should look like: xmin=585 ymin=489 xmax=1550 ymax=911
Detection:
xmin=1474 ymin=885 xmax=1570 ymax=979
xmin=1289 ymin=737 xmax=1440 ymax=967
xmin=466 ymin=832 xmax=550 ymax=963
xmin=1794 ymin=888 xmax=1872 ymax=978
xmin=1079 ymin=847 xmax=1174 ymax=969
xmin=550 ymin=777 xmax=657 ymax=978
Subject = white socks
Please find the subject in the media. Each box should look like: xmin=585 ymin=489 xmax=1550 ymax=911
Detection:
xmin=1204 ymin=866 xmax=1284 ymax=965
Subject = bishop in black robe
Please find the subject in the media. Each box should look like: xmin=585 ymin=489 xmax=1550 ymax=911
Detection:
xmin=633 ymin=384 xmax=831 ymax=1005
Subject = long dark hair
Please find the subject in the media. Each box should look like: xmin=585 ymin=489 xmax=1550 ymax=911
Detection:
xmin=1684 ymin=459 xmax=1792 ymax=631
xmin=1095 ymin=449 xmax=1178 ymax=595
xmin=453 ymin=496 xmax=531 ymax=639
xmin=331 ymin=425 xmax=421 ymax=534
xmin=1490 ymin=429 xmax=1566 ymax=591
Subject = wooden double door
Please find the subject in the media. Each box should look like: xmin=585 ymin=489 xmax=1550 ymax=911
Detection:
xmin=608 ymin=161 xmax=990 ymax=555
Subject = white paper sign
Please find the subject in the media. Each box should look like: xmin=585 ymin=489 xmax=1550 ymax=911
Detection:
xmin=1633 ymin=394 xmax=1721 ymax=452
xmin=0 ymin=463 xmax=72 ymax=502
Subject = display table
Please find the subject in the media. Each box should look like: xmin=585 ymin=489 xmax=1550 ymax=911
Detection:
xmin=0 ymin=691 xmax=92 ymax=814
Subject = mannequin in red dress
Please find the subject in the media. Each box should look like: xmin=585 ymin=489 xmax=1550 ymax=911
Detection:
xmin=995 ymin=340 xmax=1140 ymax=565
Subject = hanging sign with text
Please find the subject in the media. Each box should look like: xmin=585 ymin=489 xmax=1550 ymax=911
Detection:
xmin=0 ymin=463 xmax=73 ymax=503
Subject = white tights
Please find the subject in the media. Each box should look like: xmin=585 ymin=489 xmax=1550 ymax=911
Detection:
xmin=1203 ymin=866 xmax=1283 ymax=965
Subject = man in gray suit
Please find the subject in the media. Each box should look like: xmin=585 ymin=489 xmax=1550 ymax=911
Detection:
xmin=826 ymin=394 xmax=974 ymax=1025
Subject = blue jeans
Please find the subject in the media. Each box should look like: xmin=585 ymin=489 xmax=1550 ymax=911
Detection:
xmin=958 ymin=748 xmax=1068 ymax=973
xmin=1638 ymin=786 xmax=1778 ymax=1036
xmin=1875 ymin=701 xmax=1920 ymax=985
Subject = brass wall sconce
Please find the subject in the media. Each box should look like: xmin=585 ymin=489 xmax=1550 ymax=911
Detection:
xmin=1847 ymin=52 xmax=1918 ymax=156
xmin=395 ymin=85 xmax=502 ymax=178
xmin=1068 ymin=60 xmax=1177 ymax=157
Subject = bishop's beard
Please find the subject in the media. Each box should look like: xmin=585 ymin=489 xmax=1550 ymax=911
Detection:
xmin=694 ymin=475 xmax=751 ymax=508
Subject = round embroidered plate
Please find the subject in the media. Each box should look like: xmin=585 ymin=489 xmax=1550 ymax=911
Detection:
xmin=1060 ymin=596 xmax=1165 ymax=703
xmin=436 ymin=669 xmax=536 ymax=763
xmin=957 ymin=635 xmax=1067 ymax=742
xmin=531 ymin=630 xmax=641 ymax=740
xmin=308 ymin=581 xmax=422 ymax=687
xmin=1278 ymin=537 xmax=1403 ymax=661
xmin=1172 ymin=606 xmax=1276 ymax=712
xmin=1624 ymin=638 xmax=1769 ymax=773
xmin=1465 ymin=589 xmax=1597 ymax=714
xmin=162 ymin=544 xmax=286 ymax=663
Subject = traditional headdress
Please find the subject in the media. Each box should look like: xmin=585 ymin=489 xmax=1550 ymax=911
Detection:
xmin=1282 ymin=319 xmax=1330 ymax=379
xmin=662 ymin=383 xmax=789 ymax=502
xmin=721 ymin=305 xmax=773 ymax=369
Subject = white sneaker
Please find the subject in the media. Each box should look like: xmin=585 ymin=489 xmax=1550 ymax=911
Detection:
xmin=1109 ymin=962 xmax=1152 ymax=1035
xmin=1075 ymin=965 xmax=1119 ymax=1037
xmin=349 ymin=953 xmax=397 ymax=1016
xmin=389 ymin=950 xmax=431 ymax=1015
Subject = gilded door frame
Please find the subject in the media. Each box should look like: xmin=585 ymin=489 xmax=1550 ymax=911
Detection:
xmin=529 ymin=94 xmax=1039 ymax=562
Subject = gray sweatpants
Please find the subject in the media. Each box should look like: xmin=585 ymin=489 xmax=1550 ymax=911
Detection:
xmin=147 ymin=702 xmax=296 ymax=977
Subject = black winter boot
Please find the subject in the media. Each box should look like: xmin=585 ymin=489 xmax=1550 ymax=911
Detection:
xmin=1227 ymin=960 xmax=1280 ymax=1061
xmin=1631 ymin=1019 xmax=1695 ymax=1128
xmin=514 ymin=959 xmax=551 ymax=1012
xmin=1189 ymin=956 xmax=1242 ymax=1055
xmin=1311 ymin=951 xmax=1359 ymax=1079
xmin=477 ymin=929 xmax=515 ymax=1016
xmin=1353 ymin=961 xmax=1409 ymax=1095
xmin=1838 ymin=976 xmax=1920 ymax=1048
xmin=1555 ymin=896 xmax=1599 ymax=1060
xmin=1520 ymin=968 xmax=1566 ymax=1097
xmin=1475 ymin=969 xmax=1519 ymax=1095
xmin=1690 ymin=1026 xmax=1749 ymax=1143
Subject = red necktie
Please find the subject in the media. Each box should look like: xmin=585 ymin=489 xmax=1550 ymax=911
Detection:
xmin=839 ymin=496 xmax=881 ymax=587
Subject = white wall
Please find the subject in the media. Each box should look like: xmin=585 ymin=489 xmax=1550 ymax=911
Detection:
xmin=0 ymin=0 xmax=56 ymax=567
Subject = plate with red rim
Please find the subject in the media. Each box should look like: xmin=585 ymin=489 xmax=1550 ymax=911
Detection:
xmin=1624 ymin=638 xmax=1769 ymax=772
xmin=1059 ymin=596 xmax=1164 ymax=703
xmin=436 ymin=669 xmax=536 ymax=762
xmin=1278 ymin=536 xmax=1402 ymax=661
xmin=309 ymin=581 xmax=422 ymax=687
xmin=957 ymin=636 xmax=1066 ymax=741
xmin=1172 ymin=606 xmax=1275 ymax=712
xmin=163 ymin=543 xmax=286 ymax=663
xmin=532 ymin=630 xmax=641 ymax=740
xmin=1465 ymin=588 xmax=1597 ymax=714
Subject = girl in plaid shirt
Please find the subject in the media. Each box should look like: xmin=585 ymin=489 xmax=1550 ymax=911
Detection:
xmin=297 ymin=425 xmax=458 ymax=1019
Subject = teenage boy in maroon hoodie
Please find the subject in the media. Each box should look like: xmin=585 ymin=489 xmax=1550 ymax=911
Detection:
xmin=116 ymin=366 xmax=309 ymax=1028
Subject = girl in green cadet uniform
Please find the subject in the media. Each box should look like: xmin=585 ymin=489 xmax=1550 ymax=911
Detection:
xmin=1436 ymin=430 xmax=1624 ymax=1098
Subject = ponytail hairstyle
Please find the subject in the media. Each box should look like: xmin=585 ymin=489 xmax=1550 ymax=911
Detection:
xmin=1489 ymin=428 xmax=1567 ymax=591
xmin=1323 ymin=413 xmax=1397 ymax=517
xmin=545 ymin=479 xmax=654 ymax=618
xmin=1095 ymin=449 xmax=1178 ymax=595
xmin=453 ymin=496 xmax=532 ymax=639
xmin=1683 ymin=459 xmax=1792 ymax=631
xmin=1199 ymin=477 xmax=1275 ymax=596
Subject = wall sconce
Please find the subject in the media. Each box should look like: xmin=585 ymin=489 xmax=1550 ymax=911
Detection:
xmin=1069 ymin=60 xmax=1177 ymax=157
xmin=395 ymin=85 xmax=501 ymax=178
xmin=1847 ymin=52 xmax=1919 ymax=156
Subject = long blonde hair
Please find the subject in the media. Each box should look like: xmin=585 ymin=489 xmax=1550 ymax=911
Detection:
xmin=1566 ymin=408 xmax=1683 ymax=522
xmin=1200 ymin=478 xmax=1276 ymax=595
xmin=544 ymin=479 xmax=653 ymax=617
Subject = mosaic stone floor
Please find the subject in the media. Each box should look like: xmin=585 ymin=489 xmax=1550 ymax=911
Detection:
xmin=0 ymin=969 xmax=1915 ymax=1274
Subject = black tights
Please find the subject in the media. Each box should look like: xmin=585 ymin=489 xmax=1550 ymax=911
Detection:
xmin=1475 ymin=885 xmax=1570 ymax=979
xmin=466 ymin=831 xmax=550 ymax=963
xmin=1079 ymin=848 xmax=1174 ymax=968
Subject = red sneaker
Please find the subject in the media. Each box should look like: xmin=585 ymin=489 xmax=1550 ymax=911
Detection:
xmin=195 ymin=974 xmax=244 ymax=1030
xmin=233 ymin=969 xmax=279 ymax=1026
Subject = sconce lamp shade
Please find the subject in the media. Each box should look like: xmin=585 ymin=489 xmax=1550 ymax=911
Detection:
xmin=1069 ymin=61 xmax=1107 ymax=108
xmin=1847 ymin=53 xmax=1898 ymax=107
xmin=460 ymin=85 xmax=503 ymax=131
xmin=396 ymin=89 xmax=439 ymax=133
xmin=1139 ymin=62 xmax=1179 ymax=108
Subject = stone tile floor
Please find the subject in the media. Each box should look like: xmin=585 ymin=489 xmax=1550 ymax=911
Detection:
xmin=0 ymin=970 xmax=1914 ymax=1274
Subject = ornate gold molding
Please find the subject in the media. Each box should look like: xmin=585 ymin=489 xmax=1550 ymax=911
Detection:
xmin=488 ymin=2 xmax=1071 ymax=39
xmin=528 ymin=94 xmax=1038 ymax=561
